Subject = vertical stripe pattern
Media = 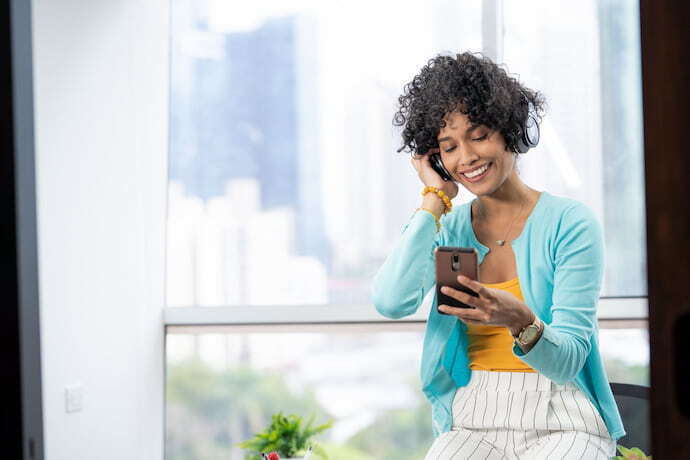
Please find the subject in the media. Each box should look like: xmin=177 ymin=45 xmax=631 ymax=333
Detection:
xmin=423 ymin=370 xmax=616 ymax=459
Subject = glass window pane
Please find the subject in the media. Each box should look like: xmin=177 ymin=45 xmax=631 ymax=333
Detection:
xmin=167 ymin=0 xmax=482 ymax=307
xmin=502 ymin=0 xmax=646 ymax=297
xmin=166 ymin=329 xmax=431 ymax=459
xmin=166 ymin=326 xmax=649 ymax=458
xmin=168 ymin=0 xmax=646 ymax=306
xmin=599 ymin=327 xmax=649 ymax=386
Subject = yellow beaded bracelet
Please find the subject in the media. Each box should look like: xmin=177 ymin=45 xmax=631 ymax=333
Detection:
xmin=415 ymin=207 xmax=441 ymax=233
xmin=421 ymin=186 xmax=453 ymax=214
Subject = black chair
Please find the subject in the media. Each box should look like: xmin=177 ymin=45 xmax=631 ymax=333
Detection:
xmin=609 ymin=383 xmax=650 ymax=455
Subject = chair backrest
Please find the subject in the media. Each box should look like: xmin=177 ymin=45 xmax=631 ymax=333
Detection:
xmin=610 ymin=382 xmax=650 ymax=454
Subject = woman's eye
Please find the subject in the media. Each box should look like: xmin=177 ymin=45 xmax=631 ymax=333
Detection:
xmin=444 ymin=134 xmax=486 ymax=152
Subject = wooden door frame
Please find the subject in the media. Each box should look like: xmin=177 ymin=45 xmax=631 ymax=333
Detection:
xmin=640 ymin=0 xmax=690 ymax=457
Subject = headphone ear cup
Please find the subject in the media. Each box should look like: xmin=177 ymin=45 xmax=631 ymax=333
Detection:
xmin=515 ymin=100 xmax=540 ymax=154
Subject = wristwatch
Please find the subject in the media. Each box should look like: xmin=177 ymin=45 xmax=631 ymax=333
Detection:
xmin=513 ymin=315 xmax=543 ymax=347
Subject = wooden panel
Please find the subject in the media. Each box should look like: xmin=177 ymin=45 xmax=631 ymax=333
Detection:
xmin=639 ymin=0 xmax=690 ymax=457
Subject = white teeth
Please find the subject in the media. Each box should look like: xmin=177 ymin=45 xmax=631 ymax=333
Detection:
xmin=464 ymin=163 xmax=489 ymax=178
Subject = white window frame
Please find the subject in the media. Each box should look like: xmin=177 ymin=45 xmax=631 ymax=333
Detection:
xmin=164 ymin=297 xmax=648 ymax=330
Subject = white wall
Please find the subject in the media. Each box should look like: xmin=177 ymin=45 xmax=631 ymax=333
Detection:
xmin=32 ymin=1 xmax=168 ymax=458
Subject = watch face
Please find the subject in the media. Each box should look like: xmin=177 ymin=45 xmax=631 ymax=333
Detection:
xmin=521 ymin=326 xmax=538 ymax=343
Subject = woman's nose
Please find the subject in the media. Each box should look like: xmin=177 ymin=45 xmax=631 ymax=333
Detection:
xmin=457 ymin=148 xmax=480 ymax=166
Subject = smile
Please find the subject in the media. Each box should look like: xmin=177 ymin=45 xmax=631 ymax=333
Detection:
xmin=462 ymin=162 xmax=492 ymax=182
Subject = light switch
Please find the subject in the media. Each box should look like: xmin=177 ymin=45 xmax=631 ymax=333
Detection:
xmin=65 ymin=384 xmax=84 ymax=413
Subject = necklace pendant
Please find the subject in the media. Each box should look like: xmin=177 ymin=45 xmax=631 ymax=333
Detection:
xmin=496 ymin=240 xmax=505 ymax=246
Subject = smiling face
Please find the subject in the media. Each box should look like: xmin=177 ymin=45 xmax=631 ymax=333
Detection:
xmin=437 ymin=110 xmax=517 ymax=195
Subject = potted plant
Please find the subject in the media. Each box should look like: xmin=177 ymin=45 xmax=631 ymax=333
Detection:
xmin=236 ymin=411 xmax=333 ymax=460
xmin=613 ymin=444 xmax=652 ymax=459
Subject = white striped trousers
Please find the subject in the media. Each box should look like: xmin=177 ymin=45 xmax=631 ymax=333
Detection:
xmin=423 ymin=370 xmax=616 ymax=459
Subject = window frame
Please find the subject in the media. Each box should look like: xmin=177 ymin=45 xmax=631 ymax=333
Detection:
xmin=163 ymin=297 xmax=648 ymax=328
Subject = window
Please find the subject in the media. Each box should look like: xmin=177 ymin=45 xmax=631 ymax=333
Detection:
xmin=165 ymin=0 xmax=647 ymax=458
xmin=502 ymin=0 xmax=646 ymax=298
xmin=166 ymin=326 xmax=648 ymax=458
xmin=167 ymin=0 xmax=483 ymax=308
xmin=166 ymin=327 xmax=429 ymax=459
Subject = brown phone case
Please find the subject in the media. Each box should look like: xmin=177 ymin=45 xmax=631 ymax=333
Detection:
xmin=435 ymin=246 xmax=480 ymax=313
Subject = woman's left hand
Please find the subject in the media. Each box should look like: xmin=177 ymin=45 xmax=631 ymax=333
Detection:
xmin=438 ymin=275 xmax=535 ymax=334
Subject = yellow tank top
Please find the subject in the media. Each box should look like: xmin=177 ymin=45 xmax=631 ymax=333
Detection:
xmin=465 ymin=277 xmax=536 ymax=372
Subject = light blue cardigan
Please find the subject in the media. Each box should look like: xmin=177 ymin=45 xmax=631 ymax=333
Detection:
xmin=371 ymin=190 xmax=626 ymax=440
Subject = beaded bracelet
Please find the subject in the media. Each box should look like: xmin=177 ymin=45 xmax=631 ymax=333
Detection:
xmin=415 ymin=207 xmax=441 ymax=233
xmin=421 ymin=186 xmax=453 ymax=214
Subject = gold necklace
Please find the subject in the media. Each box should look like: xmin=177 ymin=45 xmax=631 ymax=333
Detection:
xmin=476 ymin=196 xmax=526 ymax=246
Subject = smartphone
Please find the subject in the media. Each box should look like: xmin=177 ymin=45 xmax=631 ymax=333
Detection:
xmin=435 ymin=246 xmax=480 ymax=313
xmin=428 ymin=151 xmax=454 ymax=182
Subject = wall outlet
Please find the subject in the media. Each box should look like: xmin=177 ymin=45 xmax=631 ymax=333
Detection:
xmin=65 ymin=384 xmax=84 ymax=413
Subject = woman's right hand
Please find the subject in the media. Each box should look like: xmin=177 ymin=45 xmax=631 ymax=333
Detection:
xmin=410 ymin=148 xmax=459 ymax=200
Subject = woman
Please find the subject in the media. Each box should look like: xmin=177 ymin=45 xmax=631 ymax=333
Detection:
xmin=371 ymin=52 xmax=625 ymax=459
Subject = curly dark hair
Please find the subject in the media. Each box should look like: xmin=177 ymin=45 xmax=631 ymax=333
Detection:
xmin=393 ymin=51 xmax=546 ymax=158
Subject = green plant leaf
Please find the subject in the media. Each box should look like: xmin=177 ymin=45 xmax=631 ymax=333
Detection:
xmin=237 ymin=412 xmax=334 ymax=458
xmin=630 ymin=447 xmax=647 ymax=457
xmin=616 ymin=444 xmax=652 ymax=459
xmin=617 ymin=445 xmax=634 ymax=456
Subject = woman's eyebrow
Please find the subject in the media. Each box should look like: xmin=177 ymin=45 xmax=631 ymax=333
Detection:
xmin=438 ymin=124 xmax=480 ymax=143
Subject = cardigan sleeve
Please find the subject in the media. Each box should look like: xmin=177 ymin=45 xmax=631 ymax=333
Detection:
xmin=512 ymin=203 xmax=605 ymax=384
xmin=370 ymin=209 xmax=445 ymax=319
